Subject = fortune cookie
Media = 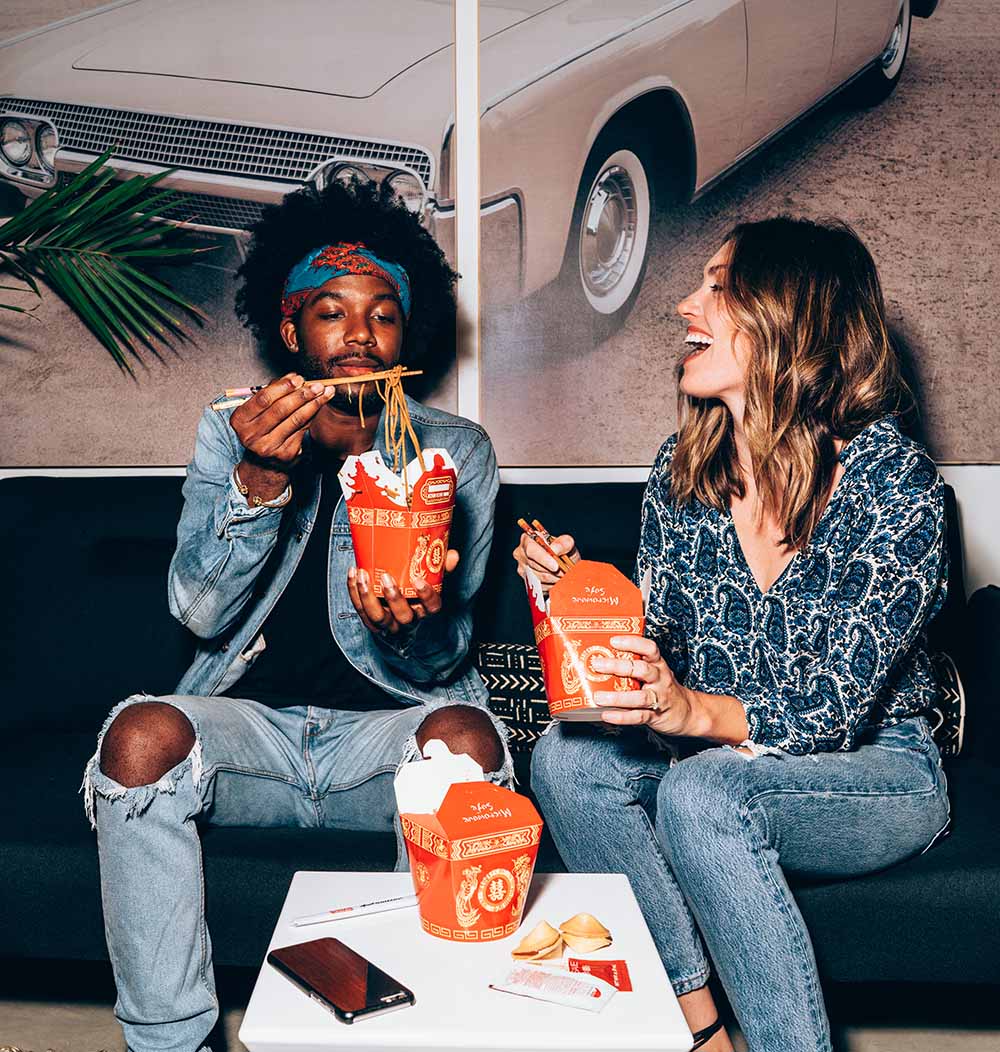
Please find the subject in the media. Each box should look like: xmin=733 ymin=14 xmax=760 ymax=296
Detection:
xmin=511 ymin=920 xmax=564 ymax=962
xmin=559 ymin=912 xmax=612 ymax=953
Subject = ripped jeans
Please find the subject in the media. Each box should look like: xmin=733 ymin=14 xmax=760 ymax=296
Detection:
xmin=531 ymin=716 xmax=950 ymax=1052
xmin=82 ymin=693 xmax=513 ymax=1052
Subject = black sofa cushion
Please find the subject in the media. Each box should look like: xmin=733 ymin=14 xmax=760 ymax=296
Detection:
xmin=2 ymin=475 xmax=993 ymax=984
xmin=0 ymin=477 xmax=193 ymax=734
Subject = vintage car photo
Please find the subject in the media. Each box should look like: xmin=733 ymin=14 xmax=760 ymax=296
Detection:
xmin=1 ymin=0 xmax=939 ymax=331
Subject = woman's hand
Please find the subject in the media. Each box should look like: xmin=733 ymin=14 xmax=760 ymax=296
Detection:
xmin=512 ymin=532 xmax=580 ymax=592
xmin=590 ymin=635 xmax=697 ymax=735
xmin=347 ymin=551 xmax=460 ymax=637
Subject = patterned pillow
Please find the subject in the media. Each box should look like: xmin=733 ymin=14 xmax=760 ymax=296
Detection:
xmin=928 ymin=650 xmax=965 ymax=757
xmin=477 ymin=643 xmax=550 ymax=753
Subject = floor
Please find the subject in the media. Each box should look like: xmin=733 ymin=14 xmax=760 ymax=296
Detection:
xmin=2 ymin=958 xmax=998 ymax=1051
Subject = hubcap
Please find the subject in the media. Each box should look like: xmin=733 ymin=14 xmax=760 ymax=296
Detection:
xmin=880 ymin=5 xmax=907 ymax=74
xmin=580 ymin=165 xmax=637 ymax=298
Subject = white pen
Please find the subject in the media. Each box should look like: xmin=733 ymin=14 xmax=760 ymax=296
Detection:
xmin=291 ymin=893 xmax=419 ymax=927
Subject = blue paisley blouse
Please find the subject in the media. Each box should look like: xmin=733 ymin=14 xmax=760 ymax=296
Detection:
xmin=636 ymin=416 xmax=947 ymax=755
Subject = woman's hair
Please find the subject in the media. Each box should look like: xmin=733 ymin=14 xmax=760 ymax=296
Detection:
xmin=670 ymin=216 xmax=911 ymax=550
xmin=235 ymin=178 xmax=458 ymax=383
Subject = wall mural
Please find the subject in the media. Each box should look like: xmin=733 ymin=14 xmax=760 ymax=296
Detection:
xmin=478 ymin=0 xmax=998 ymax=468
xmin=0 ymin=2 xmax=995 ymax=469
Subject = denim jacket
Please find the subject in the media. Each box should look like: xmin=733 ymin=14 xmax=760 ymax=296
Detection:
xmin=169 ymin=395 xmax=499 ymax=707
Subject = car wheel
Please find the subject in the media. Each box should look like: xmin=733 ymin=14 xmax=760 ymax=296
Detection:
xmin=850 ymin=0 xmax=911 ymax=106
xmin=563 ymin=134 xmax=654 ymax=334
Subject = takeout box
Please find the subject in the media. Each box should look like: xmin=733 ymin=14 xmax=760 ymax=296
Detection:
xmin=396 ymin=744 xmax=544 ymax=942
xmin=525 ymin=560 xmax=650 ymax=721
xmin=338 ymin=448 xmax=456 ymax=598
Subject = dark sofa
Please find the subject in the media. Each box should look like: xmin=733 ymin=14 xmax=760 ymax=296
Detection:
xmin=2 ymin=475 xmax=998 ymax=986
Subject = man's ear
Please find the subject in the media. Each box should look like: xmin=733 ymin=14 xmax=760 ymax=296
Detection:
xmin=279 ymin=317 xmax=300 ymax=354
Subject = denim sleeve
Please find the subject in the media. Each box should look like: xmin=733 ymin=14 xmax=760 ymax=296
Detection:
xmin=167 ymin=406 xmax=288 ymax=639
xmin=373 ymin=428 xmax=500 ymax=683
xmin=740 ymin=451 xmax=948 ymax=754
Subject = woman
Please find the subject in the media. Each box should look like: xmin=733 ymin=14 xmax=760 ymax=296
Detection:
xmin=516 ymin=217 xmax=950 ymax=1052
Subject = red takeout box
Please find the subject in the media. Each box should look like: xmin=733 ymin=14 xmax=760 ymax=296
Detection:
xmin=400 ymin=781 xmax=543 ymax=942
xmin=338 ymin=448 xmax=456 ymax=598
xmin=525 ymin=560 xmax=648 ymax=721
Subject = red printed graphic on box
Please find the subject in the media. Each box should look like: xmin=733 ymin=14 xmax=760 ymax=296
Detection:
xmin=399 ymin=781 xmax=544 ymax=943
xmin=525 ymin=560 xmax=650 ymax=722
xmin=338 ymin=448 xmax=456 ymax=598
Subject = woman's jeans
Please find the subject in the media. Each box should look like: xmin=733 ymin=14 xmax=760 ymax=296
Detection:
xmin=82 ymin=692 xmax=511 ymax=1052
xmin=531 ymin=716 xmax=950 ymax=1052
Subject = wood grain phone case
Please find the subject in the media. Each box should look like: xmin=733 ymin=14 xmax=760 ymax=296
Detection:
xmin=267 ymin=937 xmax=415 ymax=1023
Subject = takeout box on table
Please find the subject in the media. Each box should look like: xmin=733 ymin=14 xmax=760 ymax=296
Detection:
xmin=524 ymin=560 xmax=650 ymax=721
xmin=338 ymin=448 xmax=456 ymax=598
xmin=395 ymin=743 xmax=544 ymax=942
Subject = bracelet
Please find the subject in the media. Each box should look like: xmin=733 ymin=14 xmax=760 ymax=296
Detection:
xmin=233 ymin=465 xmax=292 ymax=508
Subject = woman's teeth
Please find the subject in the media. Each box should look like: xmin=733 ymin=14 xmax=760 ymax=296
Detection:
xmin=684 ymin=333 xmax=713 ymax=356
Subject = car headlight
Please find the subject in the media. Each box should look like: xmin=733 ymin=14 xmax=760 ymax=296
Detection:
xmin=332 ymin=164 xmax=371 ymax=187
xmin=1 ymin=119 xmax=32 ymax=167
xmin=35 ymin=123 xmax=57 ymax=171
xmin=385 ymin=170 xmax=425 ymax=214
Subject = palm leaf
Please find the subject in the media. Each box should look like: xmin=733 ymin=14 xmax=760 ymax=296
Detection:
xmin=1 ymin=252 xmax=42 ymax=298
xmin=1 ymin=149 xmax=209 ymax=370
xmin=36 ymin=250 xmax=130 ymax=371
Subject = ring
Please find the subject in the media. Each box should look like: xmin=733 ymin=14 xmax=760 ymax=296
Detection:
xmin=628 ymin=659 xmax=637 ymax=679
xmin=645 ymin=687 xmax=663 ymax=713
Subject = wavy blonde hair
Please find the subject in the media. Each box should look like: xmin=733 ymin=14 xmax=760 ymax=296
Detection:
xmin=670 ymin=217 xmax=910 ymax=550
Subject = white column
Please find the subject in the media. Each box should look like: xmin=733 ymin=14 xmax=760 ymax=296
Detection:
xmin=453 ymin=0 xmax=481 ymax=422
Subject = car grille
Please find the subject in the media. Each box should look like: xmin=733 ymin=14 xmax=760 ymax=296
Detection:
xmin=55 ymin=173 xmax=268 ymax=231
xmin=1 ymin=97 xmax=434 ymax=187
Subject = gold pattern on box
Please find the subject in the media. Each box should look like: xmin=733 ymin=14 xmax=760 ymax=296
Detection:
xmin=554 ymin=616 xmax=644 ymax=634
xmin=451 ymin=824 xmax=543 ymax=860
xmin=401 ymin=817 xmax=448 ymax=859
xmin=513 ymin=853 xmax=533 ymax=917
xmin=455 ymin=865 xmax=483 ymax=928
xmin=477 ymin=867 xmax=516 ymax=912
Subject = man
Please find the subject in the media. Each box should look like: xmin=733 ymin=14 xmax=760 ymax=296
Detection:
xmin=82 ymin=179 xmax=507 ymax=1052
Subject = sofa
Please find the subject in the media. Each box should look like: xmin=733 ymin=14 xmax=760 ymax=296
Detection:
xmin=2 ymin=474 xmax=998 ymax=988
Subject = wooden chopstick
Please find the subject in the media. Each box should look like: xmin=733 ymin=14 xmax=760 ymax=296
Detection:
xmin=517 ymin=517 xmax=576 ymax=575
xmin=211 ymin=369 xmax=424 ymax=411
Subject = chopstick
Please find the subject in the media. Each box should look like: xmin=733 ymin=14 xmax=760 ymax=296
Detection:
xmin=517 ymin=517 xmax=576 ymax=575
xmin=211 ymin=369 xmax=424 ymax=411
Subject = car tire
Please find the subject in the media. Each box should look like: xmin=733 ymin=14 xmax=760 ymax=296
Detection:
xmin=560 ymin=127 xmax=657 ymax=336
xmin=849 ymin=0 xmax=911 ymax=106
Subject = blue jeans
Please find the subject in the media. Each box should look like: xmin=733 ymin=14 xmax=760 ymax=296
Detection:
xmin=530 ymin=716 xmax=950 ymax=1052
xmin=82 ymin=693 xmax=512 ymax=1052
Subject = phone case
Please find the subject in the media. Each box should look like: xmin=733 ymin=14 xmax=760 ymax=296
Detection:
xmin=267 ymin=937 xmax=415 ymax=1023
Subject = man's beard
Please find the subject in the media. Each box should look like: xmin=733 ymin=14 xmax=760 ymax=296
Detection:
xmin=298 ymin=350 xmax=393 ymax=418
xmin=326 ymin=382 xmax=386 ymax=418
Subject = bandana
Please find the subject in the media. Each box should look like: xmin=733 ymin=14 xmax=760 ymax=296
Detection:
xmin=280 ymin=241 xmax=412 ymax=320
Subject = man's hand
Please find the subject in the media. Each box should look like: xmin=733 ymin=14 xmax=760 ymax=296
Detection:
xmin=229 ymin=373 xmax=336 ymax=501
xmin=348 ymin=550 xmax=460 ymax=637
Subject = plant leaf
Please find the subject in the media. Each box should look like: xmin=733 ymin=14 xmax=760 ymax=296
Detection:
xmin=37 ymin=251 xmax=131 ymax=372
xmin=87 ymin=252 xmax=186 ymax=347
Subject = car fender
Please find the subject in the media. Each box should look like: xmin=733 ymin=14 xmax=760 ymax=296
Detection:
xmin=477 ymin=0 xmax=745 ymax=297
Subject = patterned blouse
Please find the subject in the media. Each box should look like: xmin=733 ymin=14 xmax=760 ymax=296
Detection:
xmin=636 ymin=416 xmax=947 ymax=754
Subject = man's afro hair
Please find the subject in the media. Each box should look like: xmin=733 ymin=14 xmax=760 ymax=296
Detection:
xmin=235 ymin=178 xmax=458 ymax=380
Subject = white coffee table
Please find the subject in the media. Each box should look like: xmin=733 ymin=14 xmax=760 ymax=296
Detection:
xmin=239 ymin=870 xmax=692 ymax=1052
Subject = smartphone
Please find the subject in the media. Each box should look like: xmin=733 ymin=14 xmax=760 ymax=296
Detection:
xmin=267 ymin=937 xmax=415 ymax=1024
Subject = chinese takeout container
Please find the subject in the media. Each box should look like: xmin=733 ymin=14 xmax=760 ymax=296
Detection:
xmin=395 ymin=743 xmax=543 ymax=942
xmin=525 ymin=560 xmax=649 ymax=721
xmin=338 ymin=448 xmax=456 ymax=598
